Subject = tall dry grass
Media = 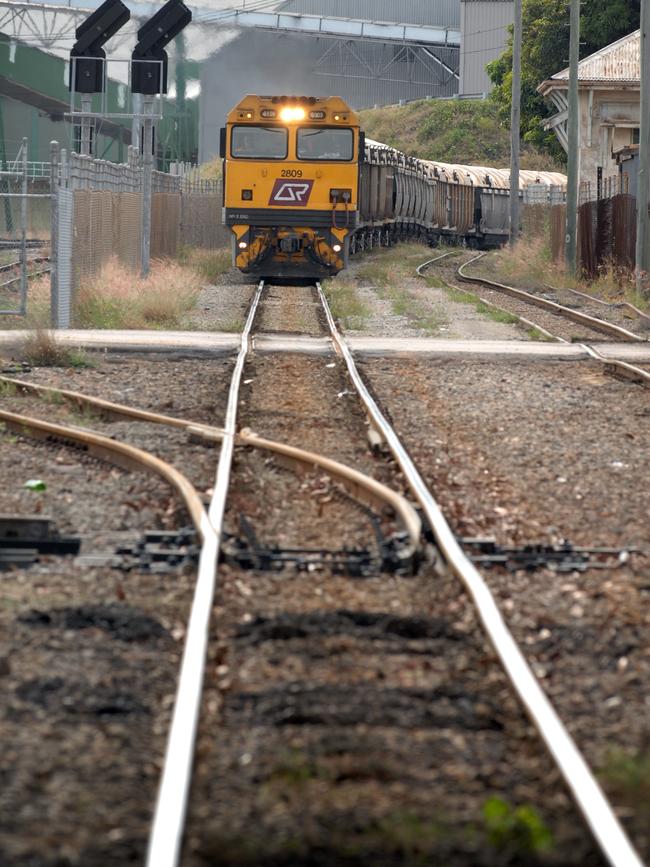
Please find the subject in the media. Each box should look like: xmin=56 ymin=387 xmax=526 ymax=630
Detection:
xmin=74 ymin=258 xmax=201 ymax=329
xmin=490 ymin=236 xmax=644 ymax=307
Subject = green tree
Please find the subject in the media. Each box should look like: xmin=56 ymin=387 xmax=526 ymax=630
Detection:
xmin=488 ymin=0 xmax=640 ymax=162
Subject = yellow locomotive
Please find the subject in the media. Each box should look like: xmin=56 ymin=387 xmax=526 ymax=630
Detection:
xmin=221 ymin=95 xmax=361 ymax=279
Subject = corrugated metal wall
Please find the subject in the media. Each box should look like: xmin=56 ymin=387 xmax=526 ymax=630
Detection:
xmin=459 ymin=0 xmax=513 ymax=94
xmin=279 ymin=0 xmax=460 ymax=28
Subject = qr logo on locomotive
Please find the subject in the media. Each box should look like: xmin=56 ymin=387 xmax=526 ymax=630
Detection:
xmin=269 ymin=179 xmax=314 ymax=206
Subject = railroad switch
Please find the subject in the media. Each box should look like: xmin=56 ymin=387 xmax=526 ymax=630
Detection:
xmin=221 ymin=514 xmax=417 ymax=577
xmin=113 ymin=528 xmax=199 ymax=574
xmin=0 ymin=515 xmax=81 ymax=570
xmin=461 ymin=538 xmax=636 ymax=573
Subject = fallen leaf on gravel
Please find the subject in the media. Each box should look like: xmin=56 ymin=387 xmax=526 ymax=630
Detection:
xmin=235 ymin=580 xmax=252 ymax=598
xmin=24 ymin=479 xmax=46 ymax=491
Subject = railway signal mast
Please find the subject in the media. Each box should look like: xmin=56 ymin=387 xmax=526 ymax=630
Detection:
xmin=69 ymin=0 xmax=130 ymax=156
xmin=131 ymin=0 xmax=192 ymax=276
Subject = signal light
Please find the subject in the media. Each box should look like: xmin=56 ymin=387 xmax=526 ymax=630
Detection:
xmin=238 ymin=241 xmax=248 ymax=249
xmin=332 ymin=243 xmax=342 ymax=253
xmin=279 ymin=106 xmax=306 ymax=122
xmin=69 ymin=0 xmax=130 ymax=93
xmin=131 ymin=0 xmax=192 ymax=95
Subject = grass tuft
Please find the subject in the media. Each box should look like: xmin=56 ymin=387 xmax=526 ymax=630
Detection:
xmin=475 ymin=302 xmax=519 ymax=325
xmin=483 ymin=797 xmax=553 ymax=856
xmin=21 ymin=329 xmax=92 ymax=368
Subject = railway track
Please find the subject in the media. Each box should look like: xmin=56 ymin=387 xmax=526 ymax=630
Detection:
xmin=157 ymin=280 xmax=640 ymax=866
xmin=419 ymin=250 xmax=650 ymax=388
xmin=1 ymin=280 xmax=645 ymax=865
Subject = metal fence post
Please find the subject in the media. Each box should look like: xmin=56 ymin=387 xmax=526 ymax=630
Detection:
xmin=140 ymin=96 xmax=154 ymax=277
xmin=54 ymin=148 xmax=74 ymax=329
xmin=49 ymin=141 xmax=60 ymax=327
xmin=19 ymin=137 xmax=28 ymax=316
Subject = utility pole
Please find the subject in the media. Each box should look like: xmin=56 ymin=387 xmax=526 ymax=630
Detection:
xmin=636 ymin=0 xmax=650 ymax=295
xmin=565 ymin=0 xmax=580 ymax=276
xmin=509 ymin=0 xmax=522 ymax=246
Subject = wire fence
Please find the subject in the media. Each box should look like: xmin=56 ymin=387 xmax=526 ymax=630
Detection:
xmin=48 ymin=144 xmax=229 ymax=327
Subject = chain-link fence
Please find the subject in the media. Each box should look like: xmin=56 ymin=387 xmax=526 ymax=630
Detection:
xmin=50 ymin=144 xmax=229 ymax=327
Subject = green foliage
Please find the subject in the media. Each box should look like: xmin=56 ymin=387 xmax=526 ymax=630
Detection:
xmin=474 ymin=302 xmax=519 ymax=324
xmin=178 ymin=246 xmax=232 ymax=282
xmin=359 ymin=99 xmax=559 ymax=170
xmin=483 ymin=796 xmax=553 ymax=855
xmin=322 ymin=274 xmax=370 ymax=329
xmin=488 ymin=0 xmax=641 ymax=161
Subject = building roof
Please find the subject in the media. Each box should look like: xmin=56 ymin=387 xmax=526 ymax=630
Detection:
xmin=540 ymin=29 xmax=639 ymax=92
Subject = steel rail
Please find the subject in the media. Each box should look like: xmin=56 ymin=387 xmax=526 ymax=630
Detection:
xmin=0 ymin=374 xmax=421 ymax=552
xmin=0 ymin=409 xmax=207 ymax=534
xmin=0 ymin=255 xmax=49 ymax=275
xmin=416 ymin=255 xmax=563 ymax=343
xmin=316 ymin=281 xmax=643 ymax=867
xmin=458 ymin=252 xmax=646 ymax=343
xmin=547 ymin=282 xmax=650 ymax=324
xmin=416 ymin=259 xmax=650 ymax=379
xmin=145 ymin=279 xmax=264 ymax=867
xmin=579 ymin=343 xmax=650 ymax=388
xmin=415 ymin=249 xmax=453 ymax=276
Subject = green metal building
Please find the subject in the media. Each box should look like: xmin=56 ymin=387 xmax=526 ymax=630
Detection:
xmin=0 ymin=36 xmax=198 ymax=167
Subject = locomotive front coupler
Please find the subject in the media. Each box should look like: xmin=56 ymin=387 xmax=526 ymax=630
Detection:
xmin=277 ymin=233 xmax=302 ymax=254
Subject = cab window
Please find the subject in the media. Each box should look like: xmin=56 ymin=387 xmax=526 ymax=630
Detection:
xmin=297 ymin=127 xmax=354 ymax=161
xmin=231 ymin=125 xmax=287 ymax=159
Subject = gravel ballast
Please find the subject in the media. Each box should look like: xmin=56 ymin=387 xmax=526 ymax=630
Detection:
xmin=361 ymin=355 xmax=650 ymax=860
xmin=0 ymin=355 xmax=234 ymax=866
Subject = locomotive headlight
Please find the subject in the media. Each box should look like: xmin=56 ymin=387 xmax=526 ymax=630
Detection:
xmin=332 ymin=243 xmax=342 ymax=253
xmin=279 ymin=106 xmax=306 ymax=122
xmin=238 ymin=241 xmax=248 ymax=249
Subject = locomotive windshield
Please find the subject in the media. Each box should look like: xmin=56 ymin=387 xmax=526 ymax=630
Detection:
xmin=231 ymin=125 xmax=287 ymax=159
xmin=297 ymin=127 xmax=354 ymax=161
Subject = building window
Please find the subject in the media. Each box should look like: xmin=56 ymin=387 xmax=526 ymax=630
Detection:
xmin=633 ymin=128 xmax=640 ymax=144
